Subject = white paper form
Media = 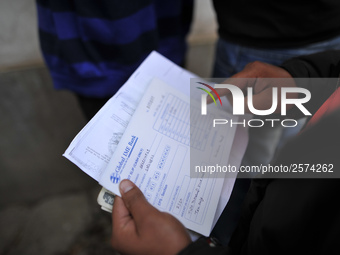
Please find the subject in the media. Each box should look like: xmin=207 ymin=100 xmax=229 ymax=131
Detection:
xmin=99 ymin=78 xmax=237 ymax=236
xmin=64 ymin=52 xmax=196 ymax=181
xmin=63 ymin=51 xmax=249 ymax=237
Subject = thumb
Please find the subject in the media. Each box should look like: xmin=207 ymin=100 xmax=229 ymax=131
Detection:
xmin=119 ymin=179 xmax=156 ymax=223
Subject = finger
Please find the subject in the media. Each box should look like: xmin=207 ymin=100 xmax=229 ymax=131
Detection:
xmin=119 ymin=179 xmax=157 ymax=224
xmin=112 ymin=196 xmax=131 ymax=229
xmin=111 ymin=195 xmax=140 ymax=254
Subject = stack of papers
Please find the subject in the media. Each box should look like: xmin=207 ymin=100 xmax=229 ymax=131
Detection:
xmin=63 ymin=51 xmax=248 ymax=237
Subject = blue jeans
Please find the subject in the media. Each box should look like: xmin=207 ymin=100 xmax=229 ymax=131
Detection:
xmin=211 ymin=35 xmax=340 ymax=245
xmin=213 ymin=36 xmax=340 ymax=77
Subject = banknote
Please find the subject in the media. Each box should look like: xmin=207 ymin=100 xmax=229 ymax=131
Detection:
xmin=100 ymin=206 xmax=113 ymax=213
xmin=97 ymin=187 xmax=115 ymax=213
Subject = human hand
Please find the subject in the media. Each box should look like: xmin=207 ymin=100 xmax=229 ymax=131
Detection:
xmin=111 ymin=179 xmax=191 ymax=255
xmin=207 ymin=61 xmax=297 ymax=114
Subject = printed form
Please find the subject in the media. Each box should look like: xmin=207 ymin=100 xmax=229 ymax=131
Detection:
xmin=64 ymin=51 xmax=195 ymax=181
xmin=64 ymin=51 xmax=249 ymax=237
xmin=99 ymin=78 xmax=238 ymax=236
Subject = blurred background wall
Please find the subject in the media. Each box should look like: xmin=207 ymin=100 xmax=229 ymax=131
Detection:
xmin=0 ymin=1 xmax=218 ymax=255
xmin=0 ymin=0 xmax=42 ymax=69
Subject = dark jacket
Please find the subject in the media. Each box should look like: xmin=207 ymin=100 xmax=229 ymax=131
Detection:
xmin=179 ymin=50 xmax=340 ymax=255
xmin=213 ymin=0 xmax=340 ymax=48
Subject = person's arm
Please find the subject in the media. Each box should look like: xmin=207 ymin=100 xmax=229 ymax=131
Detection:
xmin=281 ymin=50 xmax=340 ymax=116
xmin=281 ymin=50 xmax=340 ymax=78
xmin=208 ymin=50 xmax=340 ymax=118
xmin=178 ymin=239 xmax=229 ymax=255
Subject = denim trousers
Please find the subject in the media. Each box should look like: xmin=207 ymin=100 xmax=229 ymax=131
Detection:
xmin=211 ymin=35 xmax=340 ymax=245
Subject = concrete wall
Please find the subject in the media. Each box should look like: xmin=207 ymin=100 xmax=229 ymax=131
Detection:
xmin=188 ymin=0 xmax=218 ymax=45
xmin=0 ymin=0 xmax=43 ymax=69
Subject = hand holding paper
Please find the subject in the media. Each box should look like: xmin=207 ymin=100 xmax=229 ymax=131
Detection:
xmin=112 ymin=179 xmax=191 ymax=255
xmin=63 ymin=51 xmax=249 ymax=237
xmin=99 ymin=78 xmax=237 ymax=235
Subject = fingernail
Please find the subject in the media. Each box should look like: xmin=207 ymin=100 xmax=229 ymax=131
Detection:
xmin=120 ymin=180 xmax=133 ymax=194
